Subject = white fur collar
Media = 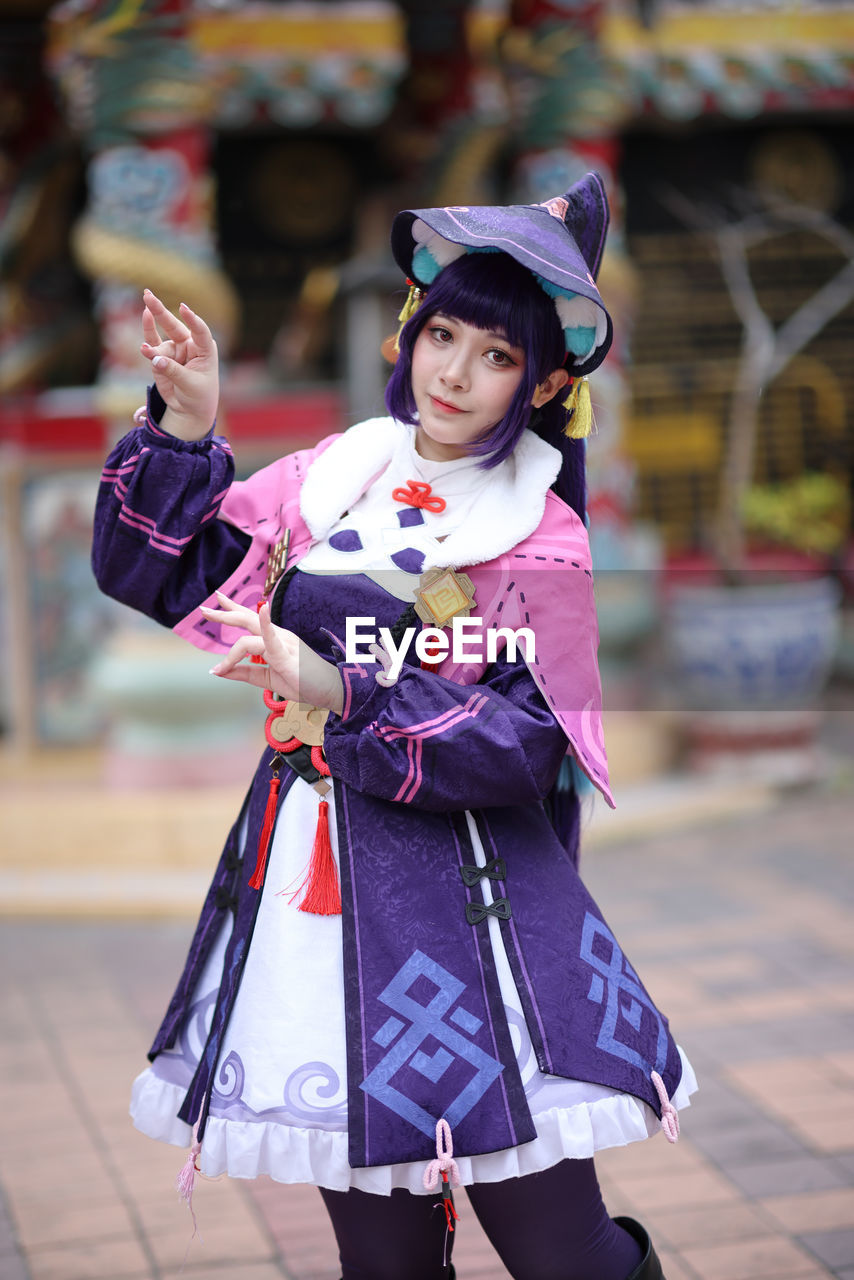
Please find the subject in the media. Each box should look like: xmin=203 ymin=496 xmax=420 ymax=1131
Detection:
xmin=299 ymin=417 xmax=561 ymax=569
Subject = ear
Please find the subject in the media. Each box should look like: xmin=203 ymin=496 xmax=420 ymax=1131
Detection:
xmin=531 ymin=367 xmax=570 ymax=409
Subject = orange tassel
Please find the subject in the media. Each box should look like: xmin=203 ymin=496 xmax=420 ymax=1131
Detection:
xmin=293 ymin=799 xmax=341 ymax=915
xmin=248 ymin=772 xmax=281 ymax=890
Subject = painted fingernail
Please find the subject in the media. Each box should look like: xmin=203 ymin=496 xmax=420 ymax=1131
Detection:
xmin=153 ymin=356 xmax=168 ymax=370
xmin=209 ymin=665 xmax=222 ymax=675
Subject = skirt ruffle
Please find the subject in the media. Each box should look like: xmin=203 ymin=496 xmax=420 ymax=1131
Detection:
xmin=130 ymin=1047 xmax=696 ymax=1194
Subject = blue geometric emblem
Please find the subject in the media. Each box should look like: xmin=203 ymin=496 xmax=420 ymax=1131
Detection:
xmin=581 ymin=912 xmax=668 ymax=1076
xmin=360 ymin=950 xmax=504 ymax=1137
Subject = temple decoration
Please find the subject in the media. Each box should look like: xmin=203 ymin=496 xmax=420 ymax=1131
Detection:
xmin=500 ymin=0 xmax=635 ymax=536
xmin=47 ymin=0 xmax=239 ymax=425
xmin=603 ymin=9 xmax=854 ymax=122
xmin=189 ymin=3 xmax=406 ymax=130
xmin=0 ymin=27 xmax=97 ymax=396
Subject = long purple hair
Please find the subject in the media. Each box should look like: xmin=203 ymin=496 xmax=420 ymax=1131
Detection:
xmin=385 ymin=252 xmax=587 ymax=522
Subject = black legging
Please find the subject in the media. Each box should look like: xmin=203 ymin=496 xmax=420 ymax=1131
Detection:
xmin=319 ymin=1158 xmax=642 ymax=1280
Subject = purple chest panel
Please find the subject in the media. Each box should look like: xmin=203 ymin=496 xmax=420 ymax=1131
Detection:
xmin=271 ymin=568 xmax=409 ymax=659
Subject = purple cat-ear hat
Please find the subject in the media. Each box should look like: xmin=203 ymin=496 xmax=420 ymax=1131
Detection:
xmin=390 ymin=170 xmax=613 ymax=376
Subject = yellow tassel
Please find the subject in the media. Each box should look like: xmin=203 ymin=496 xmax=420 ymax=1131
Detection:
xmin=393 ymin=280 xmax=424 ymax=352
xmin=563 ymin=376 xmax=593 ymax=439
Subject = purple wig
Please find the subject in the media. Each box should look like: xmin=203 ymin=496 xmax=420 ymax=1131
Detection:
xmin=384 ymin=252 xmax=587 ymax=520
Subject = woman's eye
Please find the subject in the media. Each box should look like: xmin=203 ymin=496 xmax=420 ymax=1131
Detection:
xmin=429 ymin=326 xmax=452 ymax=342
xmin=487 ymin=348 xmax=515 ymax=367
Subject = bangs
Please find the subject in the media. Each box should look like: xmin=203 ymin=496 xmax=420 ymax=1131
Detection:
xmin=417 ymin=251 xmax=559 ymax=359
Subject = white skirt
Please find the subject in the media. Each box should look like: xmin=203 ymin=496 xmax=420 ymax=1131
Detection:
xmin=131 ymin=779 xmax=697 ymax=1193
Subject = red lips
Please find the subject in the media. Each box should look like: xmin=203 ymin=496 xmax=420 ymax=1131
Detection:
xmin=429 ymin=395 xmax=465 ymax=414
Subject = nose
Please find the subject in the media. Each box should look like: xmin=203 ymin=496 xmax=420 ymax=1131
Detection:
xmin=440 ymin=347 xmax=470 ymax=391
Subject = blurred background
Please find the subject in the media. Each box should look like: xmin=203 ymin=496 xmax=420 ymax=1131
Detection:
xmin=2 ymin=0 xmax=853 ymax=893
xmin=0 ymin=2 xmax=850 ymax=1280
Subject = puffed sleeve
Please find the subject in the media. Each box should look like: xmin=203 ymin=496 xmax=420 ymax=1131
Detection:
xmin=92 ymin=395 xmax=250 ymax=626
xmin=322 ymin=648 xmax=568 ymax=811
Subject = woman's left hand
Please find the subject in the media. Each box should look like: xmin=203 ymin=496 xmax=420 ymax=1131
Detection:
xmin=203 ymin=592 xmax=344 ymax=715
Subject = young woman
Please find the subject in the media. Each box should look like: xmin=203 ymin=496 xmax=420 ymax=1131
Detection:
xmin=93 ymin=172 xmax=695 ymax=1280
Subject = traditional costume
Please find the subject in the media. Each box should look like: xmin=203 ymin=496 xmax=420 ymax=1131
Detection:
xmin=93 ymin=172 xmax=695 ymax=1278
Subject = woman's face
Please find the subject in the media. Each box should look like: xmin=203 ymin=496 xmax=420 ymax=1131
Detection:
xmin=410 ymin=313 xmax=526 ymax=462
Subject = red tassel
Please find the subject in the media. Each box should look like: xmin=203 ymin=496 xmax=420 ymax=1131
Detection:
xmin=292 ymin=799 xmax=341 ymax=915
xmin=250 ymin=598 xmax=268 ymax=663
xmin=248 ymin=773 xmax=281 ymax=890
xmin=440 ymin=1171 xmax=459 ymax=1232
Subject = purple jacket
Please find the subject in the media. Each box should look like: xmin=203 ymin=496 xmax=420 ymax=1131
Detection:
xmin=93 ymin=413 xmax=681 ymax=1168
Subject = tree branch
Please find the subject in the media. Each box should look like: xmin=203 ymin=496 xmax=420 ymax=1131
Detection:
xmin=769 ymin=258 xmax=854 ymax=382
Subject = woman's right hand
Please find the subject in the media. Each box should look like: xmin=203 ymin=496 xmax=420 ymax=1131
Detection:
xmin=140 ymin=289 xmax=219 ymax=441
xmin=203 ymin=594 xmax=345 ymax=715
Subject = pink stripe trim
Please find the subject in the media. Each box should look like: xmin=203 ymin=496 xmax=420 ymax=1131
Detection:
xmin=100 ymin=454 xmax=143 ymax=480
xmin=108 ymin=477 xmax=226 ymax=549
xmin=118 ymin=510 xmax=182 ymax=555
xmin=375 ymin=693 xmax=487 ymax=743
xmin=392 ymin=739 xmax=416 ymax=803
xmin=409 ymin=697 xmax=486 ymax=742
xmin=340 ymin=664 xmax=368 ymax=721
xmin=393 ymin=735 xmax=424 ymax=804
xmin=409 ymin=736 xmax=424 ymax=803
xmin=387 ymin=696 xmax=487 ymax=804
xmin=116 ymin=501 xmax=200 ymax=548
xmin=408 ymin=736 xmax=423 ymax=803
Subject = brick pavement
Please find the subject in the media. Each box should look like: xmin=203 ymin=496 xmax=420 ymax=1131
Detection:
xmin=1 ymin=787 xmax=853 ymax=1280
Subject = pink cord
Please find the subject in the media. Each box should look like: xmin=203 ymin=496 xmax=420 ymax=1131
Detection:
xmin=423 ymin=1118 xmax=462 ymax=1190
xmin=176 ymin=1116 xmax=203 ymax=1242
xmin=651 ymin=1070 xmax=680 ymax=1143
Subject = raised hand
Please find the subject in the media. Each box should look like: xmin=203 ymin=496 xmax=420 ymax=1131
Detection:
xmin=203 ymin=593 xmax=345 ymax=715
xmin=140 ymin=289 xmax=219 ymax=441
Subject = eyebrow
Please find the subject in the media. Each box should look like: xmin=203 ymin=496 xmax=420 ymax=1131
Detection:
xmin=434 ymin=313 xmax=514 ymax=344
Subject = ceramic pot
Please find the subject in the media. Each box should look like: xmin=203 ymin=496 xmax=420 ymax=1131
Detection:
xmin=665 ymin=575 xmax=842 ymax=781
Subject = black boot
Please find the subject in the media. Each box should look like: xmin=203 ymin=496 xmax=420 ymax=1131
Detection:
xmin=614 ymin=1217 xmax=664 ymax=1280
